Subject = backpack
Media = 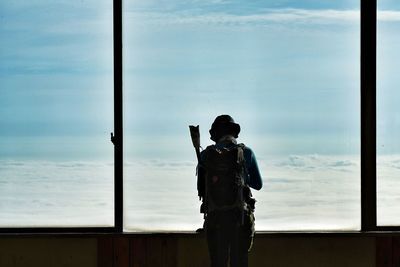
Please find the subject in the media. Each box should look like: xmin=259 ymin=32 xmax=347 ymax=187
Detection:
xmin=203 ymin=143 xmax=250 ymax=214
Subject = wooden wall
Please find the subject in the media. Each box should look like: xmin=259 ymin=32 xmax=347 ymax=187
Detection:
xmin=0 ymin=237 xmax=97 ymax=267
xmin=1 ymin=234 xmax=399 ymax=267
xmin=376 ymin=236 xmax=400 ymax=267
xmin=97 ymin=234 xmax=376 ymax=267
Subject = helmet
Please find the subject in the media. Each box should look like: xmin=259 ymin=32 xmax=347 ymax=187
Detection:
xmin=209 ymin=115 xmax=241 ymax=142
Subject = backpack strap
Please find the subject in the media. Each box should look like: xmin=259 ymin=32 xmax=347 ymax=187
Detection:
xmin=236 ymin=143 xmax=249 ymax=180
xmin=236 ymin=144 xmax=256 ymax=213
xmin=237 ymin=144 xmax=245 ymax=164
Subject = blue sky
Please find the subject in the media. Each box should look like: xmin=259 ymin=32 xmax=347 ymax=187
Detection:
xmin=0 ymin=0 xmax=399 ymax=159
xmin=0 ymin=0 xmax=113 ymax=160
xmin=124 ymin=0 xmax=361 ymax=158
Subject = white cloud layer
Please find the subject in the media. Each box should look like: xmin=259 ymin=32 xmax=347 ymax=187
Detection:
xmin=0 ymin=160 xmax=114 ymax=227
xmin=125 ymin=8 xmax=400 ymax=27
xmin=1 ymin=155 xmax=400 ymax=230
xmin=126 ymin=8 xmax=361 ymax=26
xmin=378 ymin=10 xmax=400 ymax=21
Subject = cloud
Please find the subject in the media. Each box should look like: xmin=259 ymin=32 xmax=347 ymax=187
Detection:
xmin=274 ymin=154 xmax=358 ymax=172
xmin=125 ymin=8 xmax=360 ymax=27
xmin=0 ymin=158 xmax=114 ymax=227
xmin=125 ymin=159 xmax=196 ymax=169
xmin=0 ymin=1 xmax=113 ymax=76
xmin=327 ymin=160 xmax=355 ymax=167
xmin=378 ymin=10 xmax=400 ymax=22
xmin=126 ymin=8 xmax=400 ymax=28
xmin=378 ymin=155 xmax=400 ymax=170
xmin=0 ymin=160 xmax=115 ymax=184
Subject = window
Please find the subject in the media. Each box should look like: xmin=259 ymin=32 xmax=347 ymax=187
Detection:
xmin=0 ymin=0 xmax=392 ymax=233
xmin=377 ymin=0 xmax=400 ymax=226
xmin=123 ymin=1 xmax=360 ymax=231
xmin=0 ymin=1 xmax=114 ymax=228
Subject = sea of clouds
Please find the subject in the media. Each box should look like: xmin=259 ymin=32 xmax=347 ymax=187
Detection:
xmin=0 ymin=160 xmax=114 ymax=227
xmin=1 ymin=154 xmax=399 ymax=230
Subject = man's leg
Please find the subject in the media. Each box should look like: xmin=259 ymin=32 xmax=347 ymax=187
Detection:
xmin=206 ymin=213 xmax=230 ymax=267
xmin=230 ymin=212 xmax=255 ymax=267
xmin=207 ymin=225 xmax=230 ymax=267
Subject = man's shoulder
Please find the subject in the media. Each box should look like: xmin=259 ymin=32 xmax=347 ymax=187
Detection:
xmin=240 ymin=144 xmax=254 ymax=153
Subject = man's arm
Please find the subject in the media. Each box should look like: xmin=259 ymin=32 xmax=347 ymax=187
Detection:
xmin=244 ymin=147 xmax=263 ymax=190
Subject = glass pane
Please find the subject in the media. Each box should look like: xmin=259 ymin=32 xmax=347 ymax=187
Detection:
xmin=0 ymin=1 xmax=114 ymax=227
xmin=377 ymin=0 xmax=400 ymax=226
xmin=124 ymin=1 xmax=360 ymax=231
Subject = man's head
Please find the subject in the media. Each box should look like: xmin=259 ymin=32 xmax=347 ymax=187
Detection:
xmin=209 ymin=114 xmax=241 ymax=142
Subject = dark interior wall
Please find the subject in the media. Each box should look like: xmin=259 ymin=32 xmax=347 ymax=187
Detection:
xmin=0 ymin=234 xmax=379 ymax=267
xmin=175 ymin=235 xmax=376 ymax=267
xmin=250 ymin=236 xmax=375 ymax=267
xmin=0 ymin=237 xmax=97 ymax=267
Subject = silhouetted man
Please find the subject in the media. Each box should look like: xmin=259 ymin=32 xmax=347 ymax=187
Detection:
xmin=197 ymin=115 xmax=263 ymax=267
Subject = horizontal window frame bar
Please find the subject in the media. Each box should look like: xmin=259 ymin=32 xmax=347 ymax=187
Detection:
xmin=0 ymin=227 xmax=118 ymax=234
xmin=2 ymin=231 xmax=400 ymax=237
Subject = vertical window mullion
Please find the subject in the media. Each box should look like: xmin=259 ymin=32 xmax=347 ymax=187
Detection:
xmin=361 ymin=0 xmax=377 ymax=231
xmin=114 ymin=0 xmax=123 ymax=232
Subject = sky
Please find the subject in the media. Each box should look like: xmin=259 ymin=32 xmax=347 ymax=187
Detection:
xmin=121 ymin=0 xmax=397 ymax=158
xmin=124 ymin=0 xmax=362 ymax=159
xmin=0 ymin=0 xmax=114 ymax=160
xmin=0 ymin=0 xmax=399 ymax=160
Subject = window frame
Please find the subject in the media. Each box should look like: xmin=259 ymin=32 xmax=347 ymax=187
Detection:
xmin=1 ymin=0 xmax=395 ymax=234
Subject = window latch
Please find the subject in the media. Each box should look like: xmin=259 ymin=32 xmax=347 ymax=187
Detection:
xmin=111 ymin=132 xmax=116 ymax=145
